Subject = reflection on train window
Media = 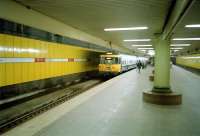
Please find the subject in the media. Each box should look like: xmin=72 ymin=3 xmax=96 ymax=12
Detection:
xmin=100 ymin=57 xmax=119 ymax=64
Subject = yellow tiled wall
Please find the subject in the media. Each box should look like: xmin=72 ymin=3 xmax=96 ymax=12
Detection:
xmin=0 ymin=34 xmax=100 ymax=87
xmin=176 ymin=54 xmax=200 ymax=69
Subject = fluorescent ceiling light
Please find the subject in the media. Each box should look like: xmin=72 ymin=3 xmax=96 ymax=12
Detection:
xmin=124 ymin=39 xmax=151 ymax=42
xmin=185 ymin=24 xmax=200 ymax=28
xmin=173 ymin=50 xmax=180 ymax=52
xmin=170 ymin=47 xmax=183 ymax=50
xmin=132 ymin=45 xmax=152 ymax=47
xmin=106 ymin=52 xmax=112 ymax=54
xmin=173 ymin=38 xmax=200 ymax=41
xmin=104 ymin=27 xmax=148 ymax=31
xmin=148 ymin=50 xmax=155 ymax=56
xmin=138 ymin=48 xmax=153 ymax=50
xmin=171 ymin=44 xmax=190 ymax=46
xmin=183 ymin=56 xmax=200 ymax=59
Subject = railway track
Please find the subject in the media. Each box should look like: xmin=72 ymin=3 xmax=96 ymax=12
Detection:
xmin=0 ymin=79 xmax=103 ymax=134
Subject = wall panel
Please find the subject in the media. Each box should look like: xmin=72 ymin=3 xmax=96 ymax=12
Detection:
xmin=0 ymin=34 xmax=102 ymax=87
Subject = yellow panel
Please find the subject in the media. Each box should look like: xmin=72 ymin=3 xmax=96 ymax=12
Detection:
xmin=63 ymin=63 xmax=68 ymax=75
xmin=20 ymin=37 xmax=29 ymax=58
xmin=44 ymin=42 xmax=48 ymax=58
xmin=5 ymin=63 xmax=14 ymax=86
xmin=28 ymin=38 xmax=37 ymax=58
xmin=20 ymin=63 xmax=27 ymax=83
xmin=0 ymin=34 xmax=5 ymax=57
xmin=33 ymin=63 xmax=40 ymax=80
xmin=54 ymin=43 xmax=59 ymax=58
xmin=39 ymin=62 xmax=45 ymax=79
xmin=13 ymin=63 xmax=22 ymax=84
xmin=34 ymin=40 xmax=42 ymax=58
xmin=56 ymin=62 xmax=60 ymax=76
xmin=45 ymin=62 xmax=51 ymax=78
xmin=49 ymin=43 xmax=55 ymax=58
xmin=63 ymin=46 xmax=68 ymax=58
xmin=50 ymin=62 xmax=55 ymax=77
xmin=40 ymin=41 xmax=46 ymax=58
xmin=60 ymin=45 xmax=66 ymax=58
xmin=59 ymin=62 xmax=63 ymax=76
xmin=39 ymin=62 xmax=44 ymax=80
xmin=54 ymin=62 xmax=60 ymax=77
xmin=4 ymin=34 xmax=14 ymax=58
xmin=13 ymin=36 xmax=22 ymax=58
xmin=46 ymin=42 xmax=51 ymax=58
xmin=0 ymin=64 xmax=5 ymax=87
xmin=28 ymin=63 xmax=35 ymax=81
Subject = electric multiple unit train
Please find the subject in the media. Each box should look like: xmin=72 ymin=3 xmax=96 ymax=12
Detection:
xmin=99 ymin=53 xmax=148 ymax=75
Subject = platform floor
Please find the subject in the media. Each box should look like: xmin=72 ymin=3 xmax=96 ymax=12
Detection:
xmin=3 ymin=66 xmax=200 ymax=136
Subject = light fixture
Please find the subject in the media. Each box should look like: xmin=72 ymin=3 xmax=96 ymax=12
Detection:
xmin=170 ymin=47 xmax=183 ymax=50
xmin=148 ymin=50 xmax=155 ymax=56
xmin=132 ymin=45 xmax=152 ymax=47
xmin=106 ymin=52 xmax=112 ymax=54
xmin=171 ymin=44 xmax=190 ymax=46
xmin=183 ymin=56 xmax=200 ymax=59
xmin=138 ymin=48 xmax=154 ymax=50
xmin=173 ymin=38 xmax=200 ymax=41
xmin=104 ymin=27 xmax=148 ymax=31
xmin=140 ymin=50 xmax=146 ymax=52
xmin=124 ymin=39 xmax=151 ymax=42
xmin=185 ymin=24 xmax=200 ymax=28
xmin=173 ymin=50 xmax=179 ymax=52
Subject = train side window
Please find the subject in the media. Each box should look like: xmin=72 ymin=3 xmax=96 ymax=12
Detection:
xmin=112 ymin=57 xmax=119 ymax=64
xmin=118 ymin=58 xmax=121 ymax=64
xmin=100 ymin=57 xmax=104 ymax=64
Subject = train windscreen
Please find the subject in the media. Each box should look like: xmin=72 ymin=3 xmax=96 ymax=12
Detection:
xmin=100 ymin=57 xmax=120 ymax=64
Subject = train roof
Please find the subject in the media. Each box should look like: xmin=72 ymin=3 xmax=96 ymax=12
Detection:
xmin=100 ymin=53 xmax=149 ymax=60
xmin=100 ymin=54 xmax=120 ymax=57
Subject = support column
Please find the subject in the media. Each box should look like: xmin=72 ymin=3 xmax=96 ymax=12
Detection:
xmin=154 ymin=37 xmax=170 ymax=91
xmin=143 ymin=36 xmax=182 ymax=105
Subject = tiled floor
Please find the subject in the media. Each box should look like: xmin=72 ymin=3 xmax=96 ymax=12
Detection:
xmin=4 ymin=66 xmax=200 ymax=136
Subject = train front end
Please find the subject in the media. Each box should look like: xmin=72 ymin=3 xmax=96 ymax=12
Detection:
xmin=99 ymin=54 xmax=121 ymax=75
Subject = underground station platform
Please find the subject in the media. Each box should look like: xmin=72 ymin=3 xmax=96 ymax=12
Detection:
xmin=2 ymin=66 xmax=200 ymax=136
xmin=0 ymin=0 xmax=200 ymax=136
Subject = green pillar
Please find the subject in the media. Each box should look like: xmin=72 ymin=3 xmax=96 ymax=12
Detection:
xmin=143 ymin=36 xmax=182 ymax=105
xmin=153 ymin=36 xmax=171 ymax=92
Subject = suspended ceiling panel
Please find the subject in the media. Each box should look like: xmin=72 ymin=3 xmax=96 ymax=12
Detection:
xmin=15 ymin=0 xmax=172 ymax=48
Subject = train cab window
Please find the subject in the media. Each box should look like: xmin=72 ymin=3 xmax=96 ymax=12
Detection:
xmin=100 ymin=57 xmax=120 ymax=64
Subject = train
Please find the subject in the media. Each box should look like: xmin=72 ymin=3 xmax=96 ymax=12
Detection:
xmin=99 ymin=53 xmax=148 ymax=75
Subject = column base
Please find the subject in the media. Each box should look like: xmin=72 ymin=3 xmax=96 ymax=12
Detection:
xmin=143 ymin=89 xmax=182 ymax=105
xmin=149 ymin=75 xmax=154 ymax=81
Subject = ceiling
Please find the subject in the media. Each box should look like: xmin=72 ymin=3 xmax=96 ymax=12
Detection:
xmin=172 ymin=0 xmax=200 ymax=55
xmin=15 ymin=0 xmax=199 ymax=55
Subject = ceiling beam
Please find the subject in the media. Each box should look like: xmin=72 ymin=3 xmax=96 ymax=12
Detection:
xmin=161 ymin=0 xmax=196 ymax=40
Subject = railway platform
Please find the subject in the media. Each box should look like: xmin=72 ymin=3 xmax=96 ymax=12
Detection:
xmin=3 ymin=66 xmax=200 ymax=136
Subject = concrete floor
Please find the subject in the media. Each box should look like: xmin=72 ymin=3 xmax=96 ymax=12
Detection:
xmin=3 ymin=66 xmax=200 ymax=136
